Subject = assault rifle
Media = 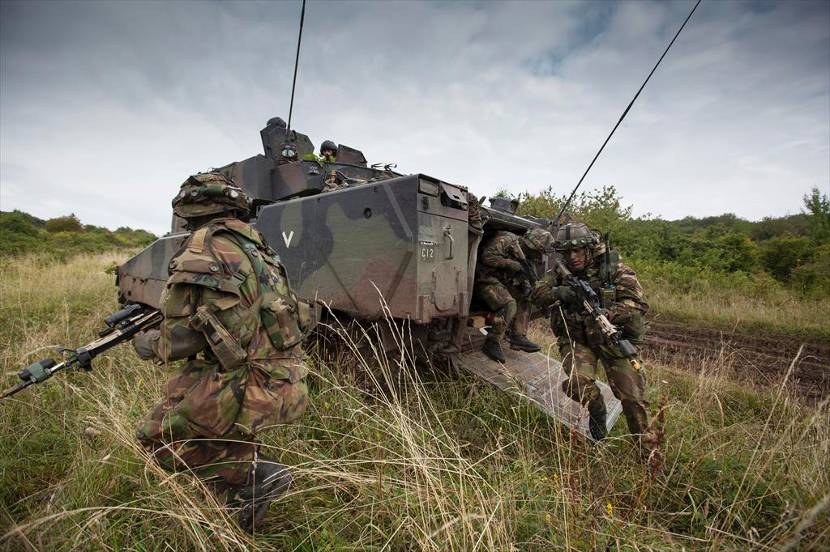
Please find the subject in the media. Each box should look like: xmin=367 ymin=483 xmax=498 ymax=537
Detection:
xmin=550 ymin=255 xmax=641 ymax=371
xmin=1 ymin=304 xmax=162 ymax=400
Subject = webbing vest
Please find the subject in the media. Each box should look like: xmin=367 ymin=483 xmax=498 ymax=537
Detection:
xmin=169 ymin=219 xmax=304 ymax=359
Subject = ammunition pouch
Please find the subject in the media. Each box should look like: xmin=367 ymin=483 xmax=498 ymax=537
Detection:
xmin=191 ymin=305 xmax=247 ymax=370
xmin=260 ymin=298 xmax=302 ymax=350
xmin=600 ymin=286 xmax=616 ymax=309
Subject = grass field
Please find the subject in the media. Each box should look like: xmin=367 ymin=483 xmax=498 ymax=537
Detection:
xmin=0 ymin=252 xmax=828 ymax=551
xmin=640 ymin=267 xmax=830 ymax=341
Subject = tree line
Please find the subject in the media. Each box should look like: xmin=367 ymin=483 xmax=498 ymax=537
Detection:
xmin=0 ymin=210 xmax=157 ymax=257
xmin=514 ymin=186 xmax=830 ymax=297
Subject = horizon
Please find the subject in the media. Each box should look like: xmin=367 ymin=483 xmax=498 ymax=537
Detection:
xmin=3 ymin=186 xmax=822 ymax=236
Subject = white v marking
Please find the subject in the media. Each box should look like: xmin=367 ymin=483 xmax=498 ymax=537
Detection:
xmin=282 ymin=230 xmax=294 ymax=247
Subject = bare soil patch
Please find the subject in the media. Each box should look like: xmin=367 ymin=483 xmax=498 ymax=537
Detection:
xmin=645 ymin=316 xmax=830 ymax=402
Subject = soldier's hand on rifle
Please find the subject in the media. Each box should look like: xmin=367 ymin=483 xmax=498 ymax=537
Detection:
xmin=132 ymin=329 xmax=160 ymax=360
xmin=553 ymin=286 xmax=578 ymax=306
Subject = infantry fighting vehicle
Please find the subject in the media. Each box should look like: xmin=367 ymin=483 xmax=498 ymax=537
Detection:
xmin=116 ymin=118 xmax=622 ymax=437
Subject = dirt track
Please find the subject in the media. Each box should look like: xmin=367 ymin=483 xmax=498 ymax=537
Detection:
xmin=644 ymin=317 xmax=830 ymax=402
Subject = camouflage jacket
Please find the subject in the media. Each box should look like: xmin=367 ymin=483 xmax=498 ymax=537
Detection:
xmin=150 ymin=218 xmax=311 ymax=382
xmin=475 ymin=231 xmax=527 ymax=285
xmin=536 ymin=251 xmax=648 ymax=343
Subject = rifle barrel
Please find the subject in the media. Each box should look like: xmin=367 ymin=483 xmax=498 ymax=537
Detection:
xmin=1 ymin=381 xmax=31 ymax=400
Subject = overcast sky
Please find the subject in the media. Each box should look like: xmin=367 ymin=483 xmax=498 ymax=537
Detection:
xmin=1 ymin=0 xmax=828 ymax=234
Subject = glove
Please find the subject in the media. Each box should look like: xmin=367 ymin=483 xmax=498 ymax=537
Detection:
xmin=132 ymin=329 xmax=160 ymax=360
xmin=553 ymin=286 xmax=578 ymax=305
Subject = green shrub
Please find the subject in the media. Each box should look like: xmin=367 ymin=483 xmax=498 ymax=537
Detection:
xmin=792 ymin=243 xmax=830 ymax=297
xmin=1 ymin=210 xmax=156 ymax=257
xmin=760 ymin=234 xmax=813 ymax=281
xmin=804 ymin=186 xmax=830 ymax=242
xmin=0 ymin=211 xmax=44 ymax=255
xmin=45 ymin=214 xmax=84 ymax=233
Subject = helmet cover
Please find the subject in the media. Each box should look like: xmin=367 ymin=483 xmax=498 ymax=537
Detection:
xmin=172 ymin=172 xmax=250 ymax=219
xmin=553 ymin=222 xmax=598 ymax=251
xmin=521 ymin=228 xmax=555 ymax=253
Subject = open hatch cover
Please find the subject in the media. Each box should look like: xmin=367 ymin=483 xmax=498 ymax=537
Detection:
xmin=456 ymin=345 xmax=622 ymax=441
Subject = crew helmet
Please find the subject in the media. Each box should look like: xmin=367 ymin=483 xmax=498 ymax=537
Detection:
xmin=521 ymin=228 xmax=555 ymax=253
xmin=172 ymin=172 xmax=250 ymax=219
xmin=267 ymin=116 xmax=287 ymax=128
xmin=320 ymin=140 xmax=337 ymax=154
xmin=553 ymin=222 xmax=598 ymax=251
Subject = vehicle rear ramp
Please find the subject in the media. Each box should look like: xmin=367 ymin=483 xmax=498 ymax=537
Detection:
xmin=455 ymin=339 xmax=622 ymax=441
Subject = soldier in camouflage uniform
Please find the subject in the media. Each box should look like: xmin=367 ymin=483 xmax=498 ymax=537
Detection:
xmin=132 ymin=172 xmax=313 ymax=532
xmin=303 ymin=139 xmax=338 ymax=165
xmin=512 ymin=228 xmax=555 ymax=351
xmin=532 ymin=223 xmax=656 ymax=455
xmin=475 ymin=230 xmax=540 ymax=362
xmin=319 ymin=140 xmax=337 ymax=163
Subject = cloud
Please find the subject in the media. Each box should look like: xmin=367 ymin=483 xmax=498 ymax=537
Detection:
xmin=1 ymin=0 xmax=827 ymax=234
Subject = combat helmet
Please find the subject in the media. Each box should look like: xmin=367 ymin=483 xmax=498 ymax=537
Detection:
xmin=320 ymin=140 xmax=337 ymax=154
xmin=521 ymin=228 xmax=555 ymax=253
xmin=172 ymin=172 xmax=251 ymax=219
xmin=553 ymin=222 xmax=598 ymax=251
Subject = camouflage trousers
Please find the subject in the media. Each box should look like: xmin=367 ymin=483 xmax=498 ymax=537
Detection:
xmin=558 ymin=338 xmax=650 ymax=437
xmin=513 ymin=297 xmax=531 ymax=338
xmin=475 ymin=281 xmax=519 ymax=340
xmin=137 ymin=359 xmax=308 ymax=487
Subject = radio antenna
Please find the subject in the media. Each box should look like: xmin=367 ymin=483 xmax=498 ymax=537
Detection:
xmin=286 ymin=0 xmax=307 ymax=134
xmin=555 ymin=0 xmax=703 ymax=224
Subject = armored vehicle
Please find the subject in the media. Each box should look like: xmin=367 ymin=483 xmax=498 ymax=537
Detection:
xmin=117 ymin=118 xmax=622 ymax=438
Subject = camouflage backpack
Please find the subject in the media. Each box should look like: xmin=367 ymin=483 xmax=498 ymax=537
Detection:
xmin=165 ymin=218 xmax=315 ymax=379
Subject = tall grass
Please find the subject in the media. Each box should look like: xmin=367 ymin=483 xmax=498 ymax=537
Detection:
xmin=1 ymin=253 xmax=828 ymax=550
xmin=636 ymin=259 xmax=830 ymax=339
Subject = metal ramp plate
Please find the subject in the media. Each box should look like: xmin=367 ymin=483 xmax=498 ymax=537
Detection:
xmin=457 ymin=346 xmax=623 ymax=441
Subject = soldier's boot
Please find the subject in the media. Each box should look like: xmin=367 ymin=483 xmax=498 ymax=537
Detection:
xmin=227 ymin=461 xmax=293 ymax=533
xmin=587 ymin=397 xmax=608 ymax=442
xmin=507 ymin=333 xmax=541 ymax=353
xmin=482 ymin=337 xmax=506 ymax=363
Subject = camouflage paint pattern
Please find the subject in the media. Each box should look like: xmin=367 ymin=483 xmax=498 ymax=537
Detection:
xmin=137 ymin=217 xmax=309 ymax=486
xmin=257 ymin=174 xmax=470 ymax=324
